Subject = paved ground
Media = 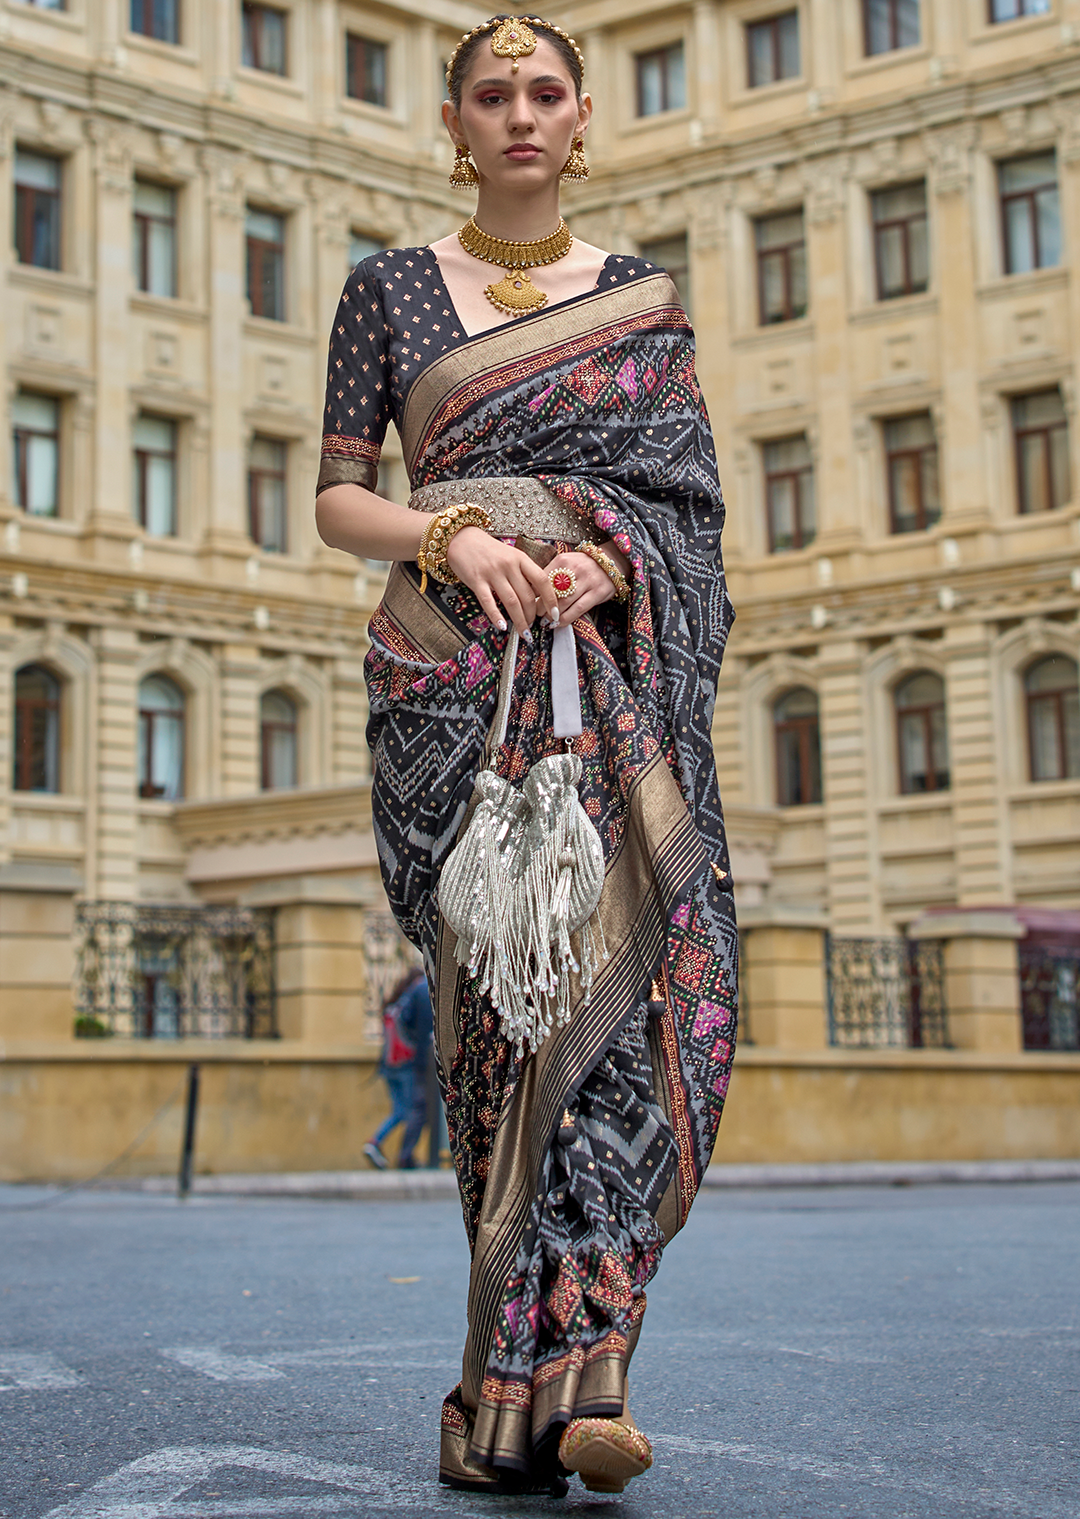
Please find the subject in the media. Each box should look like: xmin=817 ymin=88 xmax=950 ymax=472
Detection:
xmin=0 ymin=1180 xmax=1077 ymax=1519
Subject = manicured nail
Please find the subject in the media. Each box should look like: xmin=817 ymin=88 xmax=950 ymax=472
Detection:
xmin=521 ymin=628 xmax=534 ymax=645
xmin=550 ymin=608 xmax=559 ymax=626
xmin=495 ymin=618 xmax=507 ymax=631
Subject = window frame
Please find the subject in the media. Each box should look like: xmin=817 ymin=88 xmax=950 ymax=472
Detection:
xmin=260 ymin=689 xmax=299 ymax=790
xmin=248 ymin=435 xmax=288 ymax=552
xmin=137 ymin=676 xmax=185 ymax=800
xmin=872 ymin=180 xmax=929 ymax=300
xmin=745 ymin=11 xmax=800 ymax=89
xmin=1012 ymin=390 xmax=1070 ymax=515
xmin=895 ymin=673 xmax=949 ymax=795
xmin=863 ymin=0 xmax=921 ymax=56
xmin=345 ymin=31 xmax=389 ymax=108
xmin=132 ymin=179 xmax=178 ymax=298
xmin=14 ymin=149 xmax=62 ymax=271
xmin=773 ymin=688 xmax=823 ymax=807
xmin=764 ymin=434 xmax=815 ymax=553
xmin=246 ymin=207 xmax=286 ymax=321
xmin=885 ymin=413 xmax=940 ymax=534
xmin=13 ymin=664 xmax=61 ymax=794
xmin=129 ymin=0 xmax=180 ymax=44
xmin=634 ymin=41 xmax=686 ymax=117
xmin=755 ymin=210 xmax=807 ymax=325
xmin=1025 ymin=658 xmax=1080 ymax=783
xmin=241 ymin=1 xmax=288 ymax=75
xmin=133 ymin=414 xmax=178 ymax=536
xmin=12 ymin=391 xmax=61 ymax=517
xmin=988 ymin=0 xmax=1053 ymax=22
xmin=999 ymin=153 xmax=1060 ymax=275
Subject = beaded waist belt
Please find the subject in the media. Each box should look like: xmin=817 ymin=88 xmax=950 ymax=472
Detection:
xmin=408 ymin=477 xmax=603 ymax=545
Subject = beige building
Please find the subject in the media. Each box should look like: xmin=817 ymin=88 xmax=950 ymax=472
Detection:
xmin=2 ymin=0 xmax=1079 ymax=1179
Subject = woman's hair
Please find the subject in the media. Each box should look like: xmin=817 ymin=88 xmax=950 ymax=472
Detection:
xmin=447 ymin=14 xmax=584 ymax=109
xmin=383 ymin=964 xmax=423 ymax=1009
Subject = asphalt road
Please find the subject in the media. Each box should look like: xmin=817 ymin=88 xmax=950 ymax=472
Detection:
xmin=0 ymin=1180 xmax=1077 ymax=1519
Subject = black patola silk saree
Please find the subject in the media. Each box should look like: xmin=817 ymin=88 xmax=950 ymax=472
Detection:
xmin=320 ymin=249 xmax=739 ymax=1485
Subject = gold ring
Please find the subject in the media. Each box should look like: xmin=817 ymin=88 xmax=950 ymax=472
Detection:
xmin=548 ymin=567 xmax=577 ymax=599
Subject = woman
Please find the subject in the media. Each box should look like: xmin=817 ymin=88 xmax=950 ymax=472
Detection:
xmin=316 ymin=14 xmax=738 ymax=1498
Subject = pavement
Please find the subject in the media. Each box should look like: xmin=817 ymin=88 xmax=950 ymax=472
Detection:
xmin=1 ymin=1178 xmax=1078 ymax=1519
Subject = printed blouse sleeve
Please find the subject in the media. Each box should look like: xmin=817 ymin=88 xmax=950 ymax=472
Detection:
xmin=317 ymin=259 xmax=392 ymax=496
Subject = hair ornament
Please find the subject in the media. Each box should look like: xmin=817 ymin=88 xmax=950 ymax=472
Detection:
xmin=445 ymin=15 xmax=586 ymax=92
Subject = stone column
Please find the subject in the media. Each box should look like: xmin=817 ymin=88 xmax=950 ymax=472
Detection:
xmin=84 ymin=118 xmax=137 ymax=563
xmin=1052 ymin=100 xmax=1080 ymax=494
xmin=804 ymin=152 xmax=858 ymax=549
xmin=910 ymin=910 xmax=1024 ymax=1053
xmin=0 ymin=872 xmax=80 ymax=1041
xmin=199 ymin=147 xmax=249 ymax=559
xmin=739 ymin=908 xmax=829 ymax=1049
xmin=943 ymin=620 xmax=1011 ymax=904
xmin=818 ymin=637 xmax=879 ymax=932
xmin=692 ymin=0 xmax=720 ymax=141
xmin=924 ymin=123 xmax=984 ymax=529
xmin=220 ymin=643 xmax=262 ymax=796
xmin=91 ymin=624 xmax=140 ymax=901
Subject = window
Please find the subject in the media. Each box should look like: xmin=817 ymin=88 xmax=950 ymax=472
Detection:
xmin=774 ymin=688 xmax=822 ymax=806
xmin=872 ymin=181 xmax=928 ymax=300
xmin=990 ymin=0 xmax=1051 ymax=20
xmin=864 ymin=0 xmax=920 ymax=54
xmin=747 ymin=12 xmax=799 ymax=88
xmin=138 ymin=676 xmax=184 ymax=799
xmin=999 ymin=154 xmax=1060 ymax=274
xmin=133 ymin=181 xmax=177 ymax=298
xmin=1013 ymin=390 xmax=1070 ymax=514
xmin=639 ymin=235 xmax=690 ymax=312
xmin=132 ymin=415 xmax=177 ymax=536
xmin=349 ymin=231 xmax=382 ymax=272
xmin=20 ymin=0 xmax=66 ymax=10
xmin=346 ymin=33 xmax=388 ymax=107
xmin=12 ymin=392 xmax=60 ymax=517
xmin=895 ymin=672 xmax=949 ymax=793
xmin=13 ymin=665 xmax=60 ymax=793
xmin=260 ymin=690 xmax=298 ymax=789
xmin=764 ymin=435 xmax=815 ymax=552
xmin=130 ymin=0 xmax=179 ymax=44
xmin=885 ymin=413 xmax=940 ymax=533
xmin=247 ymin=207 xmax=285 ymax=320
xmin=14 ymin=149 xmax=61 ymax=270
xmin=755 ymin=210 xmax=807 ymax=324
xmin=1025 ymin=657 xmax=1080 ymax=782
xmin=249 ymin=435 xmax=287 ymax=552
xmin=242 ymin=3 xmax=286 ymax=74
xmin=635 ymin=42 xmax=686 ymax=116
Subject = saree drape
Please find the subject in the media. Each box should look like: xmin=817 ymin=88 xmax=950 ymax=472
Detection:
xmin=333 ymin=259 xmax=738 ymax=1482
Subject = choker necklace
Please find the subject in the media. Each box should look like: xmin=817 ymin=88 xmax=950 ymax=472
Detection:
xmin=458 ymin=216 xmax=574 ymax=317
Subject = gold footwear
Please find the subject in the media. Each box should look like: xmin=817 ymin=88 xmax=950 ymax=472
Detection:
xmin=558 ymin=1415 xmax=653 ymax=1494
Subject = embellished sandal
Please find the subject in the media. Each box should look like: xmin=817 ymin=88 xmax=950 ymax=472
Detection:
xmin=558 ymin=1416 xmax=653 ymax=1495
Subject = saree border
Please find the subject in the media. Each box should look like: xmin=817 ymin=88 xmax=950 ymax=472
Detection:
xmin=401 ymin=273 xmax=686 ymax=476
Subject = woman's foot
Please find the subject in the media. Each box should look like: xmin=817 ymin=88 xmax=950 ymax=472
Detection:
xmin=557 ymin=1416 xmax=652 ymax=1495
xmin=363 ymin=1140 xmax=388 ymax=1170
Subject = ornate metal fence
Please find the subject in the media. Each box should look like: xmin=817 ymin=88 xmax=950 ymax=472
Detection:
xmin=75 ymin=903 xmax=276 ymax=1039
xmin=826 ymin=935 xmax=948 ymax=1048
xmin=1019 ymin=944 xmax=1080 ymax=1051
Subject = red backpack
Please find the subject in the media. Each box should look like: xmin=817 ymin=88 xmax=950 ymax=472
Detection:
xmin=382 ymin=988 xmax=418 ymax=1069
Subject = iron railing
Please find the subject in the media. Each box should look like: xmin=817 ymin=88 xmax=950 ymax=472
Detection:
xmin=75 ymin=903 xmax=276 ymax=1039
xmin=826 ymin=934 xmax=948 ymax=1048
xmin=1019 ymin=945 xmax=1080 ymax=1051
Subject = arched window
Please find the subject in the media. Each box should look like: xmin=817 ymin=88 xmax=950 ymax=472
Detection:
xmin=13 ymin=664 xmax=60 ymax=792
xmin=1025 ymin=656 xmax=1080 ymax=782
xmin=138 ymin=675 xmax=184 ymax=799
xmin=774 ymin=687 xmax=822 ymax=806
xmin=896 ymin=672 xmax=949 ymax=794
xmin=260 ymin=689 xmax=298 ymax=790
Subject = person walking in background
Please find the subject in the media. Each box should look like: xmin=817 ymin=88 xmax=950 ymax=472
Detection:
xmin=364 ymin=967 xmax=430 ymax=1171
xmin=397 ymin=971 xmax=434 ymax=1170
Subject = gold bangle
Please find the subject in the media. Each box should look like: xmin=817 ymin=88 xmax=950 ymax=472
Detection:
xmin=417 ymin=503 xmax=491 ymax=593
xmin=576 ymin=541 xmax=630 ymax=603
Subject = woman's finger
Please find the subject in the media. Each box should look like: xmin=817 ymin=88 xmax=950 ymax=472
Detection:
xmin=517 ymin=556 xmax=561 ymax=622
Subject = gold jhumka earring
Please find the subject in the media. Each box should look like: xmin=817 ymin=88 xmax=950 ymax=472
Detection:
xmin=561 ymin=137 xmax=589 ymax=182
xmin=449 ymin=144 xmax=479 ymax=189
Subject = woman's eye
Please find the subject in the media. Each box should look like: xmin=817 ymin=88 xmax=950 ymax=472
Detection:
xmin=537 ymin=92 xmax=563 ymax=104
xmin=478 ymin=92 xmax=505 ymax=105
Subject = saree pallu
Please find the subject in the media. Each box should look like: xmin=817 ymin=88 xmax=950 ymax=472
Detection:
xmin=363 ymin=272 xmax=738 ymax=1481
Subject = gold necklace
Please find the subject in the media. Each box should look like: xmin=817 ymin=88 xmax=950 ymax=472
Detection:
xmin=458 ymin=216 xmax=574 ymax=317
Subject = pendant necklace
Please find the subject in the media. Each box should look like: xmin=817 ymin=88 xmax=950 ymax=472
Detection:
xmin=457 ymin=216 xmax=574 ymax=317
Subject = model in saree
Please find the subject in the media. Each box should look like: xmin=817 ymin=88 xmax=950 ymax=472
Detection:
xmin=315 ymin=14 xmax=738 ymax=1499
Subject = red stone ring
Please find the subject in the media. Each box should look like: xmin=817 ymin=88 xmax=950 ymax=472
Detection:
xmin=548 ymin=567 xmax=577 ymax=599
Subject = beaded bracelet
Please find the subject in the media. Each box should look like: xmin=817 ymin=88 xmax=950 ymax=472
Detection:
xmin=417 ymin=503 xmax=491 ymax=593
xmin=575 ymin=541 xmax=630 ymax=603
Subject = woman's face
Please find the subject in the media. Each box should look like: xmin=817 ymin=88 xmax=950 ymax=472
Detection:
xmin=446 ymin=36 xmax=590 ymax=191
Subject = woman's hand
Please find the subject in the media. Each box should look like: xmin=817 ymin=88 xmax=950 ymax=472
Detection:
xmin=541 ymin=541 xmax=630 ymax=626
xmin=445 ymin=527 xmax=561 ymax=634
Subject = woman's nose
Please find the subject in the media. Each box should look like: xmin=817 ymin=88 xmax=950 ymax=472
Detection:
xmin=507 ymin=94 xmax=536 ymax=132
